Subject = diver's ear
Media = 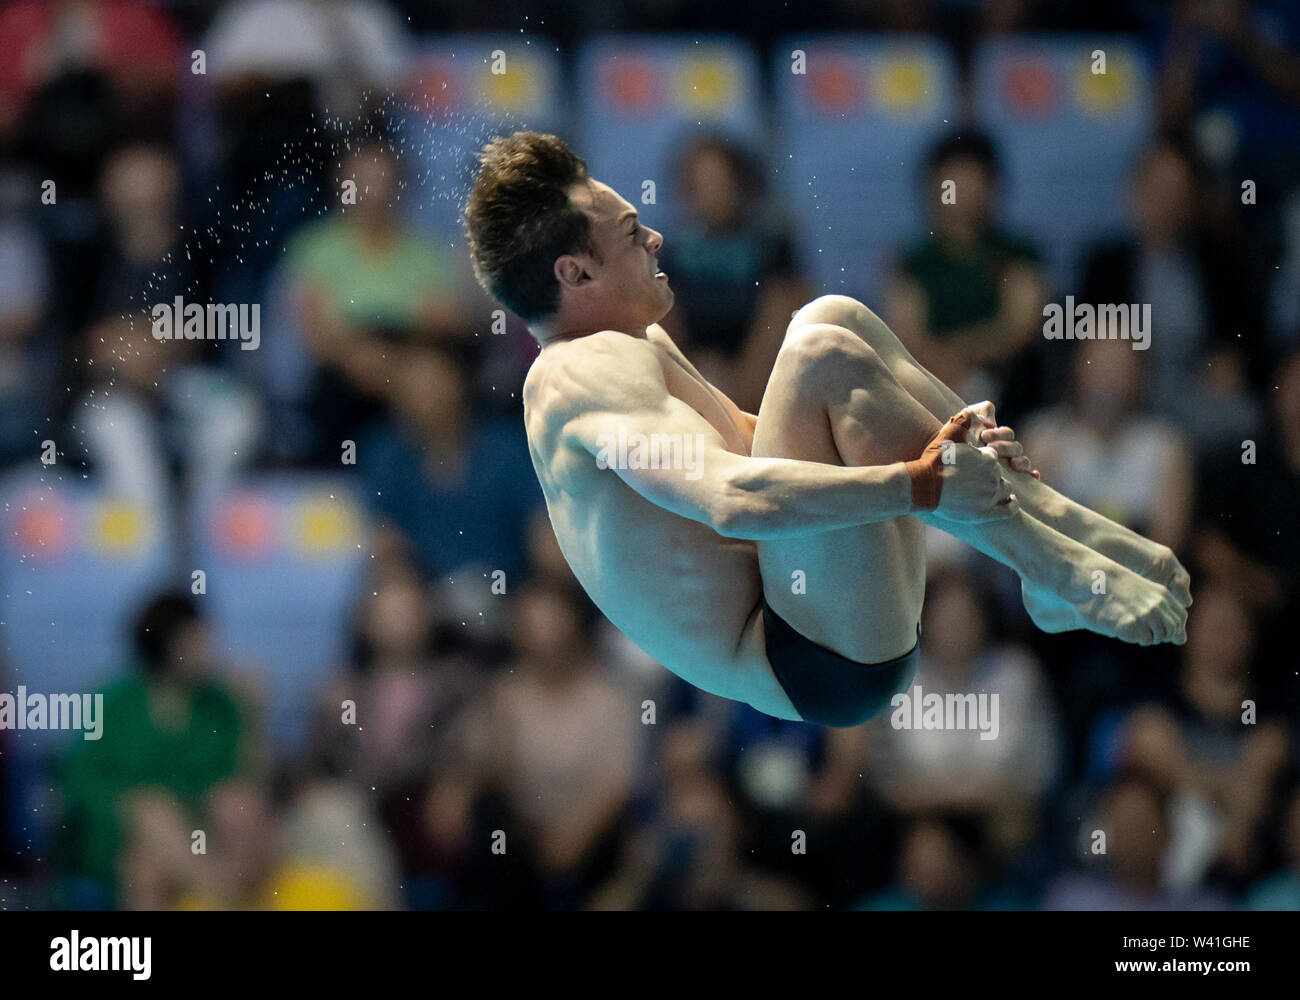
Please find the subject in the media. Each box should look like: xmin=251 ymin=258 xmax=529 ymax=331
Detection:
xmin=555 ymin=254 xmax=591 ymax=291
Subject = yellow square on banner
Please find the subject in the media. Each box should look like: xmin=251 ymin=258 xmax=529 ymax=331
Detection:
xmin=294 ymin=497 xmax=358 ymax=556
xmin=1075 ymin=58 xmax=1134 ymax=117
xmin=873 ymin=53 xmax=933 ymax=115
xmin=93 ymin=500 xmax=147 ymax=556
xmin=675 ymin=53 xmax=736 ymax=115
xmin=482 ymin=52 xmax=535 ymax=112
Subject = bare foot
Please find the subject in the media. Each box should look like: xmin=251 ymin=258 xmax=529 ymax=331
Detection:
xmin=961 ymin=401 xmax=1193 ymax=609
xmin=1023 ymin=560 xmax=1188 ymax=646
xmin=1083 ymin=527 xmax=1193 ymax=608
xmin=1021 ymin=580 xmax=1077 ymax=634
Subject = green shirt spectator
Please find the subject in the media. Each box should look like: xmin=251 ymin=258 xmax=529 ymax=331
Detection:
xmin=285 ymin=216 xmax=463 ymax=333
xmin=899 ymin=227 xmax=1042 ymax=338
xmin=57 ymin=672 xmax=244 ymax=886
xmin=52 ymin=592 xmax=250 ymax=906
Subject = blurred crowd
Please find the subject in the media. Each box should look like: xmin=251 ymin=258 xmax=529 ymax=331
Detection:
xmin=1 ymin=0 xmax=1300 ymax=910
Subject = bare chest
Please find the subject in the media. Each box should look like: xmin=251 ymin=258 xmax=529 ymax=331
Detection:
xmin=655 ymin=351 xmax=748 ymax=454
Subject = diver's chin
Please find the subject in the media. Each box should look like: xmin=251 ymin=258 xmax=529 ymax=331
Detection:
xmin=655 ymin=288 xmax=676 ymax=323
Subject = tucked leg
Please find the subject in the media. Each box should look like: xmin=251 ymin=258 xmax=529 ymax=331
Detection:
xmin=753 ymin=312 xmax=1188 ymax=648
xmin=786 ymin=295 xmax=1193 ymax=608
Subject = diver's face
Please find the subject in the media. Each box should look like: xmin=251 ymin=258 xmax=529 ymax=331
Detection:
xmin=566 ymin=179 xmax=674 ymax=328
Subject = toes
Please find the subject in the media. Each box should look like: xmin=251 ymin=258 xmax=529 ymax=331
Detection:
xmin=1145 ymin=602 xmax=1178 ymax=646
xmin=1168 ymin=571 xmax=1193 ymax=606
xmin=1161 ymin=606 xmax=1187 ymax=645
xmin=1125 ymin=616 xmax=1155 ymax=646
xmin=1161 ymin=557 xmax=1193 ymax=606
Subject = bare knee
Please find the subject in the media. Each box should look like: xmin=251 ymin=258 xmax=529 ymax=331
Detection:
xmin=791 ymin=295 xmax=902 ymax=357
xmin=791 ymin=294 xmax=872 ymax=336
xmin=782 ymin=322 xmax=890 ymax=383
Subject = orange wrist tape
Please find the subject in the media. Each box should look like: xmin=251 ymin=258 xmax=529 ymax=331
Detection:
xmin=904 ymin=410 xmax=974 ymax=511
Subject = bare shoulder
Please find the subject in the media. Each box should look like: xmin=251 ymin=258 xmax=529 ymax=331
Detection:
xmin=645 ymin=323 xmax=695 ymax=370
xmin=646 ymin=324 xmax=734 ymax=402
xmin=523 ymin=331 xmax=664 ymax=426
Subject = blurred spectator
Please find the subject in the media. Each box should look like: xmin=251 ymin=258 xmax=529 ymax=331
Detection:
xmin=201 ymin=0 xmax=410 ymax=123
xmin=286 ymin=140 xmax=474 ymax=349
xmin=273 ymin=778 xmax=401 ymax=908
xmin=656 ymin=135 xmax=810 ymax=412
xmin=1244 ymin=784 xmax=1300 ymax=909
xmin=872 ymin=568 xmax=1063 ymax=858
xmin=182 ymin=783 xmax=280 ymax=910
xmin=308 ymin=563 xmax=484 ymax=795
xmin=69 ymin=315 xmax=262 ymax=503
xmin=272 ymin=139 xmax=479 ymax=463
xmin=588 ymin=722 xmax=812 ymax=910
xmin=115 ymin=788 xmax=196 ymax=909
xmin=886 ymin=131 xmax=1048 ymax=407
xmin=54 ymin=592 xmax=253 ymax=908
xmin=392 ymin=741 xmax=550 ymax=909
xmin=853 ymin=813 xmax=1029 ymax=910
xmin=1020 ymin=337 xmax=1195 ymax=552
xmin=1043 ymin=771 xmax=1230 ymax=909
xmin=1157 ymin=0 xmax=1300 ymax=193
xmin=1 ymin=2 xmax=181 ymax=337
xmin=478 ymin=584 xmax=644 ymax=907
xmin=1195 ymin=347 xmax=1300 ymax=673
xmin=121 ymin=779 xmax=400 ymax=910
xmin=1080 ymin=137 xmax=1263 ymax=456
xmin=0 ymin=175 xmax=57 ymax=465
xmin=716 ymin=713 xmax=899 ymax=907
xmin=1097 ymin=585 xmax=1289 ymax=892
xmin=87 ymin=141 xmax=191 ymax=323
xmin=357 ymin=344 xmax=540 ymax=587
xmin=189 ymin=0 xmax=414 ymax=316
xmin=0 ymin=0 xmax=180 ymax=150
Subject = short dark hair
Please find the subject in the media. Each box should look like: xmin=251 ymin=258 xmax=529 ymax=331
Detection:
xmin=673 ymin=133 xmax=763 ymax=203
xmin=1131 ymin=131 xmax=1204 ymax=187
xmin=464 ymin=131 xmax=597 ymax=322
xmin=132 ymin=591 xmax=201 ymax=675
xmin=925 ymin=130 xmax=1001 ymax=184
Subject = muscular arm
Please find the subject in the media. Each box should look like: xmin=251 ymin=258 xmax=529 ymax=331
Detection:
xmin=533 ymin=332 xmax=1013 ymax=538
xmin=536 ymin=333 xmax=917 ymax=539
